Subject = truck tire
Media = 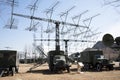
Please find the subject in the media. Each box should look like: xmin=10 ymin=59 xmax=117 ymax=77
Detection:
xmin=96 ymin=64 xmax=102 ymax=71
xmin=0 ymin=70 xmax=4 ymax=77
xmin=15 ymin=67 xmax=19 ymax=73
xmin=108 ymin=65 xmax=114 ymax=70
xmin=11 ymin=67 xmax=15 ymax=76
xmin=67 ymin=67 xmax=70 ymax=73
xmin=84 ymin=63 xmax=89 ymax=71
xmin=49 ymin=66 xmax=54 ymax=72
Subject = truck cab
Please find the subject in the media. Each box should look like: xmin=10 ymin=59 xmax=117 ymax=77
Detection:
xmin=94 ymin=55 xmax=106 ymax=64
xmin=94 ymin=55 xmax=114 ymax=71
xmin=47 ymin=50 xmax=70 ymax=73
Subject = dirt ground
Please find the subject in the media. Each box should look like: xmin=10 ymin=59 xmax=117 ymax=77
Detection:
xmin=0 ymin=63 xmax=120 ymax=80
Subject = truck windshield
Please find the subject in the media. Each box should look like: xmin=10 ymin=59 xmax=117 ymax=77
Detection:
xmin=95 ymin=55 xmax=101 ymax=59
xmin=54 ymin=55 xmax=66 ymax=62
xmin=95 ymin=55 xmax=104 ymax=59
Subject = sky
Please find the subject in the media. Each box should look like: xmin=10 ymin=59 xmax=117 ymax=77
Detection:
xmin=0 ymin=0 xmax=120 ymax=53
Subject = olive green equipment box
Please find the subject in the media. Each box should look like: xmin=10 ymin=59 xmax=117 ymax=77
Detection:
xmin=0 ymin=50 xmax=19 ymax=77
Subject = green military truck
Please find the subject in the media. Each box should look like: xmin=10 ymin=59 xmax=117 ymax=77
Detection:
xmin=47 ymin=50 xmax=70 ymax=73
xmin=0 ymin=50 xmax=19 ymax=77
xmin=80 ymin=49 xmax=114 ymax=71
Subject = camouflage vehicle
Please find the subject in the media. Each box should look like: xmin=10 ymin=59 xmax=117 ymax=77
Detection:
xmin=80 ymin=49 xmax=114 ymax=71
xmin=0 ymin=50 xmax=19 ymax=77
xmin=47 ymin=50 xmax=70 ymax=72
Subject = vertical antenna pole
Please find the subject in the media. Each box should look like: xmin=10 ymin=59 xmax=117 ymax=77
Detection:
xmin=64 ymin=40 xmax=69 ymax=56
xmin=55 ymin=22 xmax=60 ymax=53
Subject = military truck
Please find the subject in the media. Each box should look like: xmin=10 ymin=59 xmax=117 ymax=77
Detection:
xmin=47 ymin=50 xmax=70 ymax=72
xmin=0 ymin=50 xmax=19 ymax=77
xmin=80 ymin=49 xmax=114 ymax=71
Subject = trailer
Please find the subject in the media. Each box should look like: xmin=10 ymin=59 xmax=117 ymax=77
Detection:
xmin=0 ymin=50 xmax=19 ymax=77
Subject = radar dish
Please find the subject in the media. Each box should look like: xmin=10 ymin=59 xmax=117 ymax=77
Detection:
xmin=102 ymin=34 xmax=114 ymax=47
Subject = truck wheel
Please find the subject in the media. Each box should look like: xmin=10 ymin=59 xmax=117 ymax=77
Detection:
xmin=49 ymin=66 xmax=54 ymax=72
xmin=15 ymin=67 xmax=19 ymax=73
xmin=84 ymin=63 xmax=89 ymax=71
xmin=96 ymin=64 xmax=102 ymax=71
xmin=108 ymin=65 xmax=114 ymax=70
xmin=11 ymin=67 xmax=15 ymax=76
xmin=0 ymin=70 xmax=4 ymax=77
xmin=67 ymin=67 xmax=70 ymax=73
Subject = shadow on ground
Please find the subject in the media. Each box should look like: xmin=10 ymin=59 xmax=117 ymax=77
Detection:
xmin=26 ymin=67 xmax=120 ymax=75
xmin=27 ymin=69 xmax=54 ymax=75
xmin=27 ymin=69 xmax=71 ymax=75
xmin=26 ymin=67 xmax=78 ymax=75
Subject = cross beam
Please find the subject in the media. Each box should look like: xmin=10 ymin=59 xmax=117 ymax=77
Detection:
xmin=13 ymin=13 xmax=88 ymax=28
xmin=13 ymin=13 xmax=88 ymax=54
xmin=34 ymin=38 xmax=96 ymax=56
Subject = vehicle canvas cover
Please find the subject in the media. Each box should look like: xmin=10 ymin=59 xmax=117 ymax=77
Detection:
xmin=0 ymin=50 xmax=18 ymax=68
xmin=80 ymin=50 xmax=103 ymax=63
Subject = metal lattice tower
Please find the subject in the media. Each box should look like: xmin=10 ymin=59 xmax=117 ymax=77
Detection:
xmin=11 ymin=0 xmax=101 ymax=55
xmin=13 ymin=12 xmax=88 ymax=55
